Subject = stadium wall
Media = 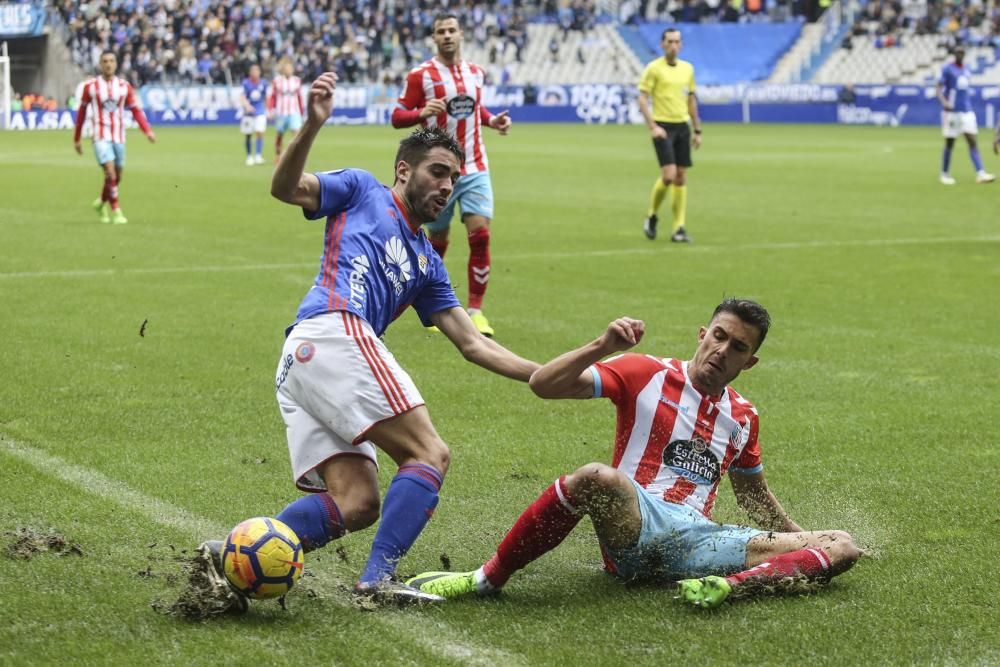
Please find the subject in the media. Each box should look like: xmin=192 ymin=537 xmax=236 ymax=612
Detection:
xmin=7 ymin=83 xmax=1000 ymax=130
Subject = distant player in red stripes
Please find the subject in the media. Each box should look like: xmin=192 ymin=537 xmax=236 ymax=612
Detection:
xmin=391 ymin=13 xmax=512 ymax=338
xmin=267 ymin=57 xmax=304 ymax=162
xmin=409 ymin=299 xmax=861 ymax=608
xmin=73 ymin=51 xmax=155 ymax=225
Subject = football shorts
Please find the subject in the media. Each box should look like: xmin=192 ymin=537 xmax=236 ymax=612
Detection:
xmin=275 ymin=113 xmax=303 ymax=134
xmin=94 ymin=140 xmax=126 ymax=168
xmin=275 ymin=310 xmax=424 ymax=492
xmin=241 ymin=113 xmax=267 ymax=134
xmin=602 ymin=478 xmax=762 ymax=581
xmin=941 ymin=110 xmax=977 ymax=138
xmin=425 ymin=171 xmax=495 ymax=232
xmin=652 ymin=121 xmax=693 ymax=168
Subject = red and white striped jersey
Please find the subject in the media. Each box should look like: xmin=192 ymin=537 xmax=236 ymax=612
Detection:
xmin=396 ymin=58 xmax=491 ymax=175
xmin=77 ymin=76 xmax=141 ymax=144
xmin=590 ymin=353 xmax=763 ymax=519
xmin=268 ymin=75 xmax=304 ymax=116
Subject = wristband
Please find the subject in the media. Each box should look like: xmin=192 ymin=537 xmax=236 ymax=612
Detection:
xmin=694 ymin=129 xmax=702 ymax=134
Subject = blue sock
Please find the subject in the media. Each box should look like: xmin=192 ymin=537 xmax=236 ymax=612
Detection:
xmin=255 ymin=136 xmax=263 ymax=156
xmin=245 ymin=135 xmax=251 ymax=156
xmin=970 ymin=146 xmax=983 ymax=172
xmin=276 ymin=493 xmax=345 ymax=552
xmin=359 ymin=463 xmax=443 ymax=584
xmin=942 ymin=146 xmax=953 ymax=173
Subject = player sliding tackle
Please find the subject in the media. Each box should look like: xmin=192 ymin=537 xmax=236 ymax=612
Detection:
xmin=188 ymin=71 xmax=538 ymax=612
xmin=409 ymin=300 xmax=861 ymax=608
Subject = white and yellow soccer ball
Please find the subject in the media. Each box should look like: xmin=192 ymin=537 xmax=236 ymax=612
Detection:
xmin=222 ymin=517 xmax=304 ymax=599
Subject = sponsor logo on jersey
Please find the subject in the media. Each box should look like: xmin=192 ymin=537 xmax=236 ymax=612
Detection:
xmin=382 ymin=236 xmax=412 ymax=295
xmin=659 ymin=394 xmax=689 ymax=413
xmin=348 ymin=255 xmax=371 ymax=309
xmin=662 ymin=437 xmax=720 ymax=485
xmin=294 ymin=341 xmax=315 ymax=363
xmin=447 ymin=94 xmax=475 ymax=119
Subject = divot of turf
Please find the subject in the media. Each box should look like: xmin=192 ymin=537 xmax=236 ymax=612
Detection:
xmin=4 ymin=527 xmax=83 ymax=560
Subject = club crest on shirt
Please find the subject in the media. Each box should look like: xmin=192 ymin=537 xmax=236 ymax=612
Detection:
xmin=295 ymin=341 xmax=315 ymax=363
xmin=447 ymin=94 xmax=475 ymax=119
xmin=662 ymin=437 xmax=720 ymax=485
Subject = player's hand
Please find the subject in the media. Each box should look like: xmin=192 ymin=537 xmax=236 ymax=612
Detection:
xmin=307 ymin=72 xmax=337 ymax=125
xmin=490 ymin=110 xmax=512 ymax=135
xmin=146 ymin=132 xmax=156 ymax=144
xmin=420 ymin=98 xmax=447 ymax=119
xmin=651 ymin=125 xmax=667 ymax=140
xmin=73 ymin=140 xmax=82 ymax=155
xmin=598 ymin=317 xmax=645 ymax=354
xmin=942 ymin=103 xmax=953 ymax=112
xmin=692 ymin=132 xmax=702 ymax=150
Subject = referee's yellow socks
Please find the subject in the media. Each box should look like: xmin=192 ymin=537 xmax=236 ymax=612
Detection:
xmin=671 ymin=185 xmax=687 ymax=231
xmin=648 ymin=178 xmax=669 ymax=216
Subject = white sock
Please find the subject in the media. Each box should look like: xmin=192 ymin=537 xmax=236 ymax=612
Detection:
xmin=474 ymin=567 xmax=496 ymax=594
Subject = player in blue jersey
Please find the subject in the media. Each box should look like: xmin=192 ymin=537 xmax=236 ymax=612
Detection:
xmin=188 ymin=72 xmax=539 ymax=612
xmin=936 ymin=47 xmax=994 ymax=185
xmin=240 ymin=64 xmax=268 ymax=166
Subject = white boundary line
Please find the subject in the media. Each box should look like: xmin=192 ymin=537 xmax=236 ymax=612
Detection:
xmin=2 ymin=235 xmax=997 ymax=280
xmin=0 ymin=435 xmax=524 ymax=667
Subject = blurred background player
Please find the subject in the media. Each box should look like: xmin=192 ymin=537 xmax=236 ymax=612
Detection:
xmin=391 ymin=13 xmax=512 ymax=338
xmin=936 ymin=47 xmax=994 ymax=185
xmin=268 ymin=57 xmax=304 ymax=162
xmin=73 ymin=51 xmax=155 ymax=226
xmin=240 ymin=64 xmax=268 ymax=166
xmin=638 ymin=28 xmax=702 ymax=243
xmin=408 ymin=302 xmax=861 ymax=609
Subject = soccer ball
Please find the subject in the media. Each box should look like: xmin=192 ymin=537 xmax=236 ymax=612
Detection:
xmin=222 ymin=517 xmax=304 ymax=599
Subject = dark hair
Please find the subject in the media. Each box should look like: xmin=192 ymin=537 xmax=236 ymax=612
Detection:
xmin=711 ymin=298 xmax=771 ymax=351
xmin=432 ymin=12 xmax=460 ymax=30
xmin=395 ymin=127 xmax=465 ymax=172
xmin=662 ymin=27 xmax=681 ymax=40
xmin=100 ymin=50 xmax=117 ymax=59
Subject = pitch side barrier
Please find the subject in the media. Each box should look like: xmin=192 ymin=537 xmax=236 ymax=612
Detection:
xmin=7 ymin=83 xmax=999 ymax=130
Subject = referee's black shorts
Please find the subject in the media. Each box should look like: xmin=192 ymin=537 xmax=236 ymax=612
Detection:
xmin=652 ymin=121 xmax=693 ymax=168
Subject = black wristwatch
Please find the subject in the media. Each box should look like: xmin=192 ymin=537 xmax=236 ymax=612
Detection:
xmin=694 ymin=128 xmax=702 ymax=134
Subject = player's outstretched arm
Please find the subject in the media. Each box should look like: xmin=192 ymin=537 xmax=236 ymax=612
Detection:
xmin=432 ymin=307 xmax=539 ymax=382
xmin=270 ymin=72 xmax=337 ymax=211
xmin=730 ymin=471 xmax=802 ymax=533
xmin=529 ymin=317 xmax=645 ymax=400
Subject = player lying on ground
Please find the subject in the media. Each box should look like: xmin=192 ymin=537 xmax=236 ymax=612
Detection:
xmin=188 ymin=72 xmax=538 ymax=612
xmin=409 ymin=300 xmax=861 ymax=608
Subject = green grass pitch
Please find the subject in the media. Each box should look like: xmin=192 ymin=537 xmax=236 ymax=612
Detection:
xmin=1 ymin=123 xmax=998 ymax=665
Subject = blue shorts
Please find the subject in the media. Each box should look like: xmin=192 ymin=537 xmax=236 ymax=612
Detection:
xmin=276 ymin=113 xmax=303 ymax=134
xmin=424 ymin=171 xmax=494 ymax=233
xmin=603 ymin=478 xmax=763 ymax=582
xmin=94 ymin=141 xmax=126 ymax=168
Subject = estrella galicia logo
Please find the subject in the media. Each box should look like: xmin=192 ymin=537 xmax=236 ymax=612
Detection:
xmin=446 ymin=94 xmax=475 ymax=119
xmin=662 ymin=437 xmax=720 ymax=485
xmin=295 ymin=341 xmax=315 ymax=363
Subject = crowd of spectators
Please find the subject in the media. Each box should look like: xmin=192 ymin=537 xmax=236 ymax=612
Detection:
xmin=8 ymin=91 xmax=64 ymax=112
xmin=847 ymin=0 xmax=1000 ymax=49
xmin=54 ymin=0 xmax=603 ymax=88
xmin=619 ymin=0 xmax=828 ymax=25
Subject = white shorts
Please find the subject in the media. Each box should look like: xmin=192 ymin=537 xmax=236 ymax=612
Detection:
xmin=275 ymin=311 xmax=424 ymax=492
xmin=942 ymin=111 xmax=977 ymax=138
xmin=241 ymin=113 xmax=267 ymax=134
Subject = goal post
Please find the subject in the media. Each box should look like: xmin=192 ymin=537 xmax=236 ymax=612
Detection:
xmin=0 ymin=42 xmax=11 ymax=130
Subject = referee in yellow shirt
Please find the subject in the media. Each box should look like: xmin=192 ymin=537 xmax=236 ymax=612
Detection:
xmin=638 ymin=28 xmax=702 ymax=243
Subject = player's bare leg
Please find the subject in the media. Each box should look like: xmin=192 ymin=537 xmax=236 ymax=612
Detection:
xmin=353 ymin=406 xmax=450 ymax=605
xmin=965 ymin=132 xmax=995 ymax=183
xmin=464 ymin=213 xmax=494 ymax=337
xmin=669 ymin=166 xmax=690 ymax=243
xmin=645 ymin=164 xmax=675 ymax=239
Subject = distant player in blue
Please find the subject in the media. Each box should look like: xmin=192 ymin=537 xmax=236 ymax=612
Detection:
xmin=240 ymin=64 xmax=268 ymax=166
xmin=936 ymin=47 xmax=994 ymax=185
xmin=191 ymin=72 xmax=539 ymax=611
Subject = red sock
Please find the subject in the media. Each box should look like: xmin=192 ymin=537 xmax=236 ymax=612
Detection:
xmin=467 ymin=227 xmax=490 ymax=310
xmin=430 ymin=238 xmax=449 ymax=259
xmin=725 ymin=548 xmax=832 ymax=588
xmin=107 ymin=177 xmax=119 ymax=210
xmin=482 ymin=476 xmax=581 ymax=587
xmin=275 ymin=134 xmax=283 ymax=158
xmin=101 ymin=179 xmax=111 ymax=203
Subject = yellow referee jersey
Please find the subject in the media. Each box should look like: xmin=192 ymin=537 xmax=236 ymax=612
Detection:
xmin=638 ymin=58 xmax=696 ymax=123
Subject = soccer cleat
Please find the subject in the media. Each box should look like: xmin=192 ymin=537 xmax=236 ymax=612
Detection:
xmin=352 ymin=580 xmax=445 ymax=607
xmin=670 ymin=226 xmax=691 ymax=243
xmin=939 ymin=173 xmax=956 ymax=185
xmin=245 ymin=155 xmax=254 ymax=166
xmin=643 ymin=214 xmax=658 ymax=240
xmin=469 ymin=311 xmax=494 ymax=337
xmin=405 ymin=571 xmax=481 ymax=599
xmin=111 ymin=209 xmax=128 ymax=225
xmin=976 ymin=171 xmax=996 ymax=184
xmin=677 ymin=575 xmax=732 ymax=609
xmin=425 ymin=325 xmax=441 ymax=334
xmin=170 ymin=540 xmax=250 ymax=618
xmin=254 ymin=154 xmax=265 ymax=165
